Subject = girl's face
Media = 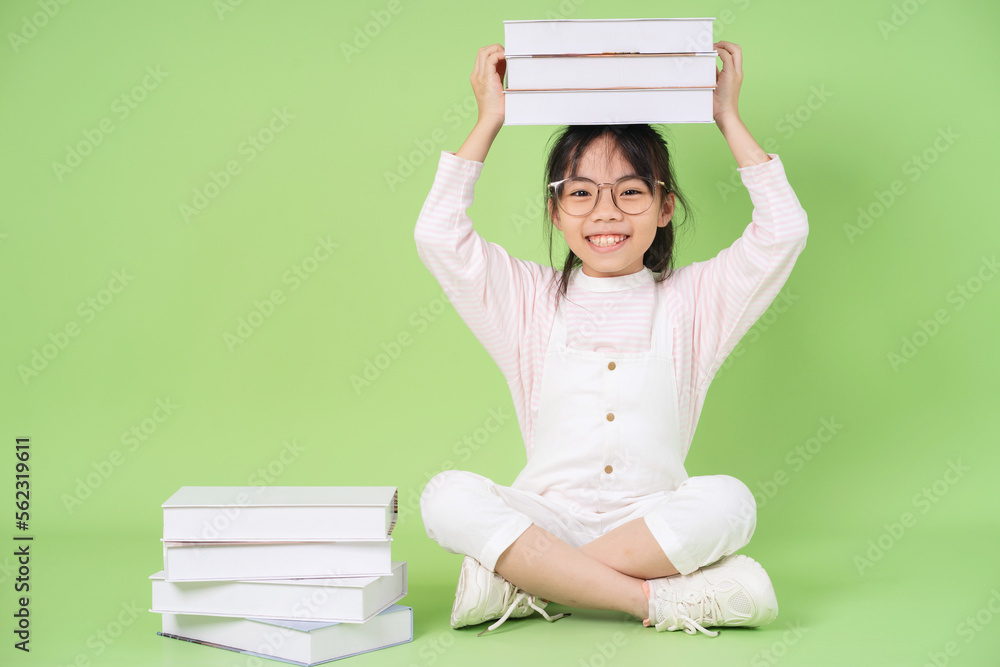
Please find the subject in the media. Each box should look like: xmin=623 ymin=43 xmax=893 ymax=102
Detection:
xmin=550 ymin=135 xmax=675 ymax=279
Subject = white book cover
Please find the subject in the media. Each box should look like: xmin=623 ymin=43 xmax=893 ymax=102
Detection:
xmin=161 ymin=486 xmax=398 ymax=541
xmin=150 ymin=562 xmax=407 ymax=623
xmin=162 ymin=539 xmax=393 ymax=581
xmin=505 ymin=53 xmax=718 ymax=90
xmin=158 ymin=604 xmax=413 ymax=666
xmin=504 ymin=18 xmax=715 ymax=56
xmin=504 ymin=88 xmax=715 ymax=125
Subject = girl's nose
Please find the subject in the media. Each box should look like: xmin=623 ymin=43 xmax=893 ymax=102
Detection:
xmin=592 ymin=185 xmax=623 ymax=220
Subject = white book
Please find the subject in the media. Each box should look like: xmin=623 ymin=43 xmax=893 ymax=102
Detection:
xmin=150 ymin=562 xmax=407 ymax=623
xmin=162 ymin=539 xmax=393 ymax=581
xmin=158 ymin=604 xmax=413 ymax=666
xmin=504 ymin=88 xmax=715 ymax=125
xmin=505 ymin=53 xmax=717 ymax=90
xmin=504 ymin=18 xmax=716 ymax=56
xmin=161 ymin=486 xmax=398 ymax=541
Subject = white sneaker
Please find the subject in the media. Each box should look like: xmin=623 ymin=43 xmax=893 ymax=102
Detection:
xmin=644 ymin=554 xmax=778 ymax=637
xmin=450 ymin=555 xmax=567 ymax=635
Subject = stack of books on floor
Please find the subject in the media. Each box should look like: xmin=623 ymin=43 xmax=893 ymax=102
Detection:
xmin=149 ymin=486 xmax=411 ymax=666
xmin=503 ymin=17 xmax=718 ymax=125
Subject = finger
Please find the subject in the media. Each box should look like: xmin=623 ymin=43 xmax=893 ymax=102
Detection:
xmin=473 ymin=47 xmax=483 ymax=78
xmin=715 ymin=41 xmax=742 ymax=77
xmin=730 ymin=43 xmax=742 ymax=78
xmin=715 ymin=45 xmax=733 ymax=73
xmin=476 ymin=45 xmax=496 ymax=75
xmin=487 ymin=47 xmax=507 ymax=81
xmin=480 ymin=44 xmax=503 ymax=78
xmin=714 ymin=41 xmax=736 ymax=60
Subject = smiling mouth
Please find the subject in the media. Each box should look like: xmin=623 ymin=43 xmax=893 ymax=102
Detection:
xmin=587 ymin=234 xmax=630 ymax=248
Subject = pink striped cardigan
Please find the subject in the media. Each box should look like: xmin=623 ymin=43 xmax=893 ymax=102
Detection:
xmin=414 ymin=150 xmax=809 ymax=462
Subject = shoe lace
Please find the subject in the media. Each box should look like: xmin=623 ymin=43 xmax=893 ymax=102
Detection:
xmin=476 ymin=590 xmax=568 ymax=636
xmin=653 ymin=586 xmax=722 ymax=637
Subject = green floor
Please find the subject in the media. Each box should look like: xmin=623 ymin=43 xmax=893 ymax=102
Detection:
xmin=10 ymin=527 xmax=998 ymax=666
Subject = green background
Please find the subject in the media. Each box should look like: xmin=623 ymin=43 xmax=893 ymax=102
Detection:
xmin=2 ymin=0 xmax=998 ymax=665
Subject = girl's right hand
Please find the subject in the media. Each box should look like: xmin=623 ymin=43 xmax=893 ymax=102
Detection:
xmin=470 ymin=44 xmax=505 ymax=127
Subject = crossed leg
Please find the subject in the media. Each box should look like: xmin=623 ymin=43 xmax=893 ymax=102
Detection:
xmin=421 ymin=470 xmax=756 ymax=622
xmin=494 ymin=518 xmax=678 ymax=621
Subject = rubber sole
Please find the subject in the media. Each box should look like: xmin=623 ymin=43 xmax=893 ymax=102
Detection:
xmin=451 ymin=556 xmax=506 ymax=629
xmin=709 ymin=554 xmax=779 ymax=627
xmin=450 ymin=556 xmax=480 ymax=628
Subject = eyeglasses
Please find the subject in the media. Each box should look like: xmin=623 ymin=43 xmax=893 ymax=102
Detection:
xmin=548 ymin=175 xmax=668 ymax=217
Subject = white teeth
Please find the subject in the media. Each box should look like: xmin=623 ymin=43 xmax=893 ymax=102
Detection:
xmin=588 ymin=234 xmax=627 ymax=247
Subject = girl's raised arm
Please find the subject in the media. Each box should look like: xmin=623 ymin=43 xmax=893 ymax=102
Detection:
xmin=456 ymin=44 xmax=506 ymax=163
xmin=413 ymin=44 xmax=548 ymax=383
xmin=713 ymin=41 xmax=771 ymax=169
xmin=674 ymin=41 xmax=809 ymax=388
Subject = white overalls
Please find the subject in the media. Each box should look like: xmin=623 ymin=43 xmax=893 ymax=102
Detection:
xmin=421 ymin=276 xmax=757 ymax=576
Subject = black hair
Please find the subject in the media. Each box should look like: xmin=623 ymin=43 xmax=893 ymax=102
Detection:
xmin=541 ymin=124 xmax=694 ymax=310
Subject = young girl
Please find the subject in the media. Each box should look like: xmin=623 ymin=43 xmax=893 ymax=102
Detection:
xmin=415 ymin=41 xmax=808 ymax=637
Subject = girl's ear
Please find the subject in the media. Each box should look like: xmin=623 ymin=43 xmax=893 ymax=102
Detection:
xmin=549 ymin=199 xmax=563 ymax=231
xmin=658 ymin=191 xmax=676 ymax=228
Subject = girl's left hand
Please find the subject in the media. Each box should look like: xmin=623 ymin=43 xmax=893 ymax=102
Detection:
xmin=712 ymin=41 xmax=743 ymax=122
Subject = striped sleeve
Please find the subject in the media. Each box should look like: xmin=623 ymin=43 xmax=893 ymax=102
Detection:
xmin=672 ymin=153 xmax=809 ymax=388
xmin=413 ymin=150 xmax=547 ymax=381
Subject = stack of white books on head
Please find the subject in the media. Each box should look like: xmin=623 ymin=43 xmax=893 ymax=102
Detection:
xmin=149 ymin=486 xmax=412 ymax=666
xmin=503 ymin=17 xmax=718 ymax=125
